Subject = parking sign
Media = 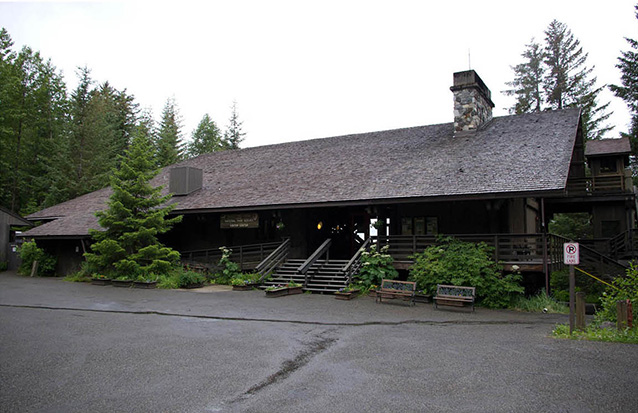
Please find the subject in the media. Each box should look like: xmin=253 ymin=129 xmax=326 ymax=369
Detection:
xmin=564 ymin=243 xmax=579 ymax=265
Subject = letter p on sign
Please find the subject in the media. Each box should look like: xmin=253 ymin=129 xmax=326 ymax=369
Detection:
xmin=564 ymin=243 xmax=580 ymax=265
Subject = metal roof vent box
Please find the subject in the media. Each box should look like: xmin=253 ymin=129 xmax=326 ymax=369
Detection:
xmin=169 ymin=166 xmax=203 ymax=196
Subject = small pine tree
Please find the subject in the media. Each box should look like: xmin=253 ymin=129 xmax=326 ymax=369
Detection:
xmin=85 ymin=132 xmax=182 ymax=280
xmin=187 ymin=113 xmax=224 ymax=157
xmin=503 ymin=38 xmax=545 ymax=114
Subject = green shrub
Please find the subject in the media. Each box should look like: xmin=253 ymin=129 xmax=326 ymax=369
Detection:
xmin=178 ymin=269 xmax=206 ymax=287
xmin=408 ymin=236 xmax=523 ymax=308
xmin=552 ymin=323 xmax=638 ymax=344
xmin=18 ymin=241 xmax=57 ymax=276
xmin=353 ymin=245 xmax=398 ymax=290
xmin=595 ymin=264 xmax=638 ymax=324
xmin=0 ymin=261 xmax=8 ymax=272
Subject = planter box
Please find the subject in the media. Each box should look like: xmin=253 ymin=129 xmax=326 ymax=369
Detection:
xmin=111 ymin=280 xmax=133 ymax=288
xmin=287 ymin=286 xmax=303 ymax=295
xmin=414 ymin=294 xmax=432 ymax=303
xmin=265 ymin=287 xmax=289 ymax=297
xmin=232 ymin=283 xmax=260 ymax=291
xmin=91 ymin=278 xmax=111 ymax=286
xmin=265 ymin=286 xmax=303 ymax=297
xmin=133 ymin=281 xmax=157 ymax=289
xmin=335 ymin=289 xmax=360 ymax=300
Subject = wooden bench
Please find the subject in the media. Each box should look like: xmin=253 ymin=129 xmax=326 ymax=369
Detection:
xmin=376 ymin=279 xmax=416 ymax=306
xmin=433 ymin=284 xmax=476 ymax=312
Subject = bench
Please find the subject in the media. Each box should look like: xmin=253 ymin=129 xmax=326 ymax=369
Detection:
xmin=376 ymin=279 xmax=416 ymax=306
xmin=433 ymin=284 xmax=476 ymax=312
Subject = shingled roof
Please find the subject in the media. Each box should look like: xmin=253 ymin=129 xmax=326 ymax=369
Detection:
xmin=585 ymin=137 xmax=631 ymax=157
xmin=25 ymin=108 xmax=581 ymax=237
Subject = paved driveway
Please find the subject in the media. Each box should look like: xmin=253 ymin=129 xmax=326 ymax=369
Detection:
xmin=1 ymin=272 xmax=637 ymax=412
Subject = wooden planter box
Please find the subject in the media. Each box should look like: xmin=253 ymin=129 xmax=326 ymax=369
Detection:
xmin=111 ymin=280 xmax=133 ymax=288
xmin=265 ymin=286 xmax=303 ymax=297
xmin=232 ymin=283 xmax=260 ymax=291
xmin=287 ymin=286 xmax=303 ymax=295
xmin=91 ymin=278 xmax=111 ymax=286
xmin=265 ymin=287 xmax=289 ymax=297
xmin=335 ymin=289 xmax=360 ymax=300
xmin=133 ymin=281 xmax=157 ymax=289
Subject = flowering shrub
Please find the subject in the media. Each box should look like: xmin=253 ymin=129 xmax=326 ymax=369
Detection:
xmin=354 ymin=245 xmax=398 ymax=289
xmin=216 ymin=247 xmax=241 ymax=284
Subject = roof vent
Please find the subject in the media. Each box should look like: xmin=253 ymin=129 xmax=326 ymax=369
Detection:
xmin=169 ymin=166 xmax=203 ymax=196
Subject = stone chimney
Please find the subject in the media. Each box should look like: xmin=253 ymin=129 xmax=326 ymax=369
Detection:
xmin=450 ymin=70 xmax=494 ymax=133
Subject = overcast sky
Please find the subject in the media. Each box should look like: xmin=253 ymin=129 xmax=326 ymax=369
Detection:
xmin=1 ymin=0 xmax=637 ymax=148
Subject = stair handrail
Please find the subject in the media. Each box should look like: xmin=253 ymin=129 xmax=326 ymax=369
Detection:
xmin=342 ymin=237 xmax=372 ymax=284
xmin=298 ymin=239 xmax=332 ymax=287
xmin=256 ymin=238 xmax=291 ymax=282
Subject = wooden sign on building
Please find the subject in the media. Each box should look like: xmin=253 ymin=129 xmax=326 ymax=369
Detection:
xmin=220 ymin=213 xmax=259 ymax=229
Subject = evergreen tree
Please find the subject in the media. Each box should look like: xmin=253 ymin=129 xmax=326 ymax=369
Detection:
xmin=84 ymin=132 xmax=182 ymax=279
xmin=503 ymin=20 xmax=612 ymax=140
xmin=503 ymin=39 xmax=545 ymax=114
xmin=223 ymin=101 xmax=245 ymax=149
xmin=155 ymin=97 xmax=184 ymax=167
xmin=187 ymin=113 xmax=224 ymax=157
xmin=543 ymin=20 xmax=612 ymax=140
xmin=610 ymin=4 xmax=638 ymax=180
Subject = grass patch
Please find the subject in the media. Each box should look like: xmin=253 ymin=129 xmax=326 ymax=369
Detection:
xmin=552 ymin=323 xmax=638 ymax=344
xmin=511 ymin=291 xmax=568 ymax=314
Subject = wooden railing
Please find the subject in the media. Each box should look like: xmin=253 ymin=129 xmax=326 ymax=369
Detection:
xmin=299 ymin=239 xmax=332 ymax=287
xmin=567 ymin=175 xmax=630 ymax=195
xmin=342 ymin=237 xmax=371 ymax=284
xmin=373 ymin=234 xmax=552 ymax=265
xmin=181 ymin=240 xmax=285 ymax=271
xmin=256 ymin=238 xmax=291 ymax=281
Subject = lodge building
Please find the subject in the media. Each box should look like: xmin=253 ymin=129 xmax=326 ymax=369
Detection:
xmin=20 ymin=70 xmax=636 ymax=292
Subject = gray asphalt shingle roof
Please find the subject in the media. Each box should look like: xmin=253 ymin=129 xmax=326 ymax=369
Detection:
xmin=25 ymin=108 xmax=581 ymax=237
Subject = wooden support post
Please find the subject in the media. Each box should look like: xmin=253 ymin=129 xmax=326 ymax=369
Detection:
xmin=30 ymin=260 xmax=39 ymax=277
xmin=575 ymin=292 xmax=586 ymax=331
xmin=569 ymin=265 xmax=575 ymax=334
xmin=617 ymin=300 xmax=629 ymax=330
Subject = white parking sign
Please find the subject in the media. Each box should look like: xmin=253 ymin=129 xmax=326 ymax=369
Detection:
xmin=564 ymin=243 xmax=579 ymax=265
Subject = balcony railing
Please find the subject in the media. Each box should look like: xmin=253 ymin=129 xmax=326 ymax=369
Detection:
xmin=566 ymin=174 xmax=631 ymax=195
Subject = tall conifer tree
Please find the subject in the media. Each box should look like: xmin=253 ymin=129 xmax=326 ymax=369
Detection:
xmin=504 ymin=20 xmax=612 ymax=140
xmin=187 ymin=113 xmax=224 ymax=157
xmin=85 ymin=131 xmax=182 ymax=279
xmin=155 ymin=97 xmax=184 ymax=167
xmin=223 ymin=101 xmax=245 ymax=149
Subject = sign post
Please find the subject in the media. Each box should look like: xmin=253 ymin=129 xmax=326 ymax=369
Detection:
xmin=564 ymin=243 xmax=579 ymax=334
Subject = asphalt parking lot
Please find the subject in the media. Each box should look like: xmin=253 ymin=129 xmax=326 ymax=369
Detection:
xmin=1 ymin=272 xmax=637 ymax=412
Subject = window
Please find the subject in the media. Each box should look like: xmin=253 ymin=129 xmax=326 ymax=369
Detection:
xmin=599 ymin=157 xmax=617 ymax=174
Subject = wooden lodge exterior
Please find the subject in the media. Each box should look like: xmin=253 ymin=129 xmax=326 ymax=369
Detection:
xmin=21 ymin=70 xmax=636 ymax=292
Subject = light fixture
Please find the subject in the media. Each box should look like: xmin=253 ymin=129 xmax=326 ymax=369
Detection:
xmin=317 ymin=221 xmax=323 ymax=230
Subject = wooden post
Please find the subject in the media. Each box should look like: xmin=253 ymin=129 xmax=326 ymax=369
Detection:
xmin=617 ymin=300 xmax=629 ymax=330
xmin=575 ymin=292 xmax=586 ymax=330
xmin=30 ymin=260 xmax=39 ymax=277
xmin=569 ymin=265 xmax=575 ymax=334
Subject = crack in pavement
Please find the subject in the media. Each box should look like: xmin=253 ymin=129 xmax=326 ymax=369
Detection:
xmin=228 ymin=332 xmax=338 ymax=406
xmin=0 ymin=303 xmax=558 ymax=326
